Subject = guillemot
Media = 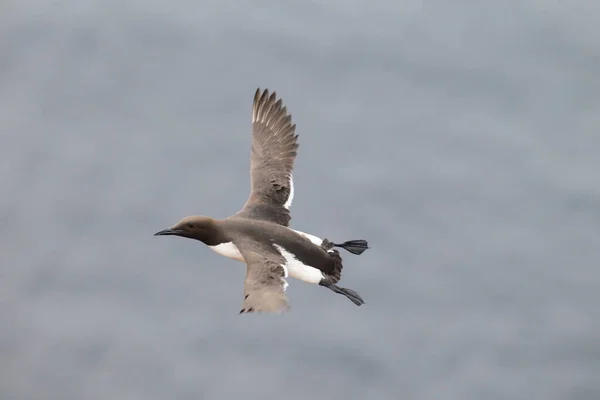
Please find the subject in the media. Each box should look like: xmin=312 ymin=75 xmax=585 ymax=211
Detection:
xmin=155 ymin=88 xmax=369 ymax=314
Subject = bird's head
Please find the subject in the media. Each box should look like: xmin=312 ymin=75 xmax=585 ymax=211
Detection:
xmin=154 ymin=215 xmax=220 ymax=245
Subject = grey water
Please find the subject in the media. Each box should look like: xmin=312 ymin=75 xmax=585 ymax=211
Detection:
xmin=1 ymin=1 xmax=599 ymax=399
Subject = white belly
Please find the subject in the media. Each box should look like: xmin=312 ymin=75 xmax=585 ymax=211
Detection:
xmin=209 ymin=242 xmax=244 ymax=262
xmin=273 ymin=244 xmax=324 ymax=284
xmin=208 ymin=229 xmax=325 ymax=285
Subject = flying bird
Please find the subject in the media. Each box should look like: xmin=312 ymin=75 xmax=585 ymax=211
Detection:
xmin=155 ymin=88 xmax=369 ymax=314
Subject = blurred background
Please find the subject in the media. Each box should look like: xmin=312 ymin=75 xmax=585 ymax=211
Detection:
xmin=1 ymin=1 xmax=599 ymax=399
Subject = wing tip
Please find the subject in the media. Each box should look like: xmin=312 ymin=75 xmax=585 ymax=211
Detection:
xmin=252 ymin=87 xmax=290 ymax=127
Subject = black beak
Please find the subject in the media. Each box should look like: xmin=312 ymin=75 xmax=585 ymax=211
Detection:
xmin=154 ymin=228 xmax=182 ymax=236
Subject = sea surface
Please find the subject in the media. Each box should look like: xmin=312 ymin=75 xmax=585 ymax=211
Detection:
xmin=1 ymin=1 xmax=599 ymax=399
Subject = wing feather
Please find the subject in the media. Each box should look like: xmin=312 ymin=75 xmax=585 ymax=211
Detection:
xmin=236 ymin=239 xmax=290 ymax=314
xmin=232 ymin=88 xmax=299 ymax=226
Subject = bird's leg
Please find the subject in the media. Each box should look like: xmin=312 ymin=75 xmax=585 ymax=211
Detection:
xmin=319 ymin=280 xmax=365 ymax=306
xmin=321 ymin=238 xmax=369 ymax=255
xmin=320 ymin=238 xmax=335 ymax=250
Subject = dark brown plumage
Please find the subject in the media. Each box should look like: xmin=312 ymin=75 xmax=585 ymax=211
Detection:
xmin=234 ymin=88 xmax=299 ymax=227
xmin=154 ymin=88 xmax=369 ymax=314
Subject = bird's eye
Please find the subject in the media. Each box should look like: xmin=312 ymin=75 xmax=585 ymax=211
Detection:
xmin=187 ymin=223 xmax=194 ymax=228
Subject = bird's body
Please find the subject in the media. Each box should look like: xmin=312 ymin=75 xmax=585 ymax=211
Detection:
xmin=155 ymin=88 xmax=369 ymax=314
xmin=209 ymin=227 xmax=323 ymax=265
xmin=207 ymin=219 xmax=338 ymax=284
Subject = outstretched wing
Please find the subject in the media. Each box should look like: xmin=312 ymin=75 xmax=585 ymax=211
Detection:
xmin=233 ymin=88 xmax=299 ymax=227
xmin=236 ymin=239 xmax=290 ymax=314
